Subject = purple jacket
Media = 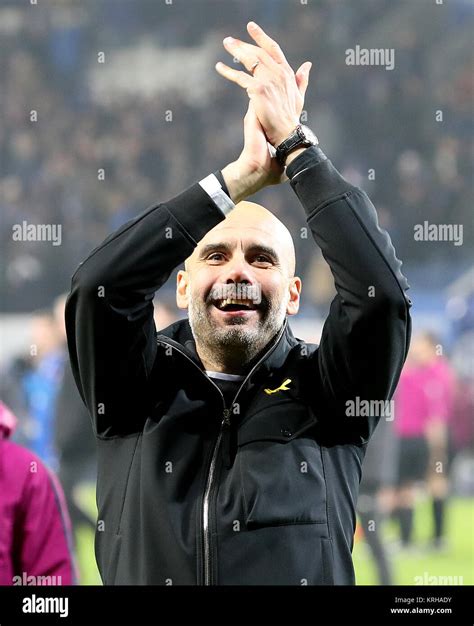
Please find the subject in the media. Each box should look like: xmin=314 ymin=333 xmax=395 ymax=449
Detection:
xmin=0 ymin=401 xmax=76 ymax=585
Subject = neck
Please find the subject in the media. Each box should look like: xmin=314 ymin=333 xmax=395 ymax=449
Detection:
xmin=196 ymin=343 xmax=250 ymax=375
xmin=195 ymin=326 xmax=283 ymax=376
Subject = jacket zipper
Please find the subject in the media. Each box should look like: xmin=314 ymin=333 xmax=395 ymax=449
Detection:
xmin=156 ymin=320 xmax=287 ymax=585
xmin=202 ymin=407 xmax=230 ymax=585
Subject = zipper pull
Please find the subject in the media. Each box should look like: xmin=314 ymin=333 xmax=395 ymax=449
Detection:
xmin=221 ymin=408 xmax=232 ymax=468
xmin=222 ymin=408 xmax=231 ymax=428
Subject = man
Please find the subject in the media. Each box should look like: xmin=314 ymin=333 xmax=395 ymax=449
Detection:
xmin=53 ymin=294 xmax=97 ymax=542
xmin=393 ymin=332 xmax=456 ymax=550
xmin=0 ymin=401 xmax=76 ymax=585
xmin=66 ymin=22 xmax=411 ymax=585
xmin=22 ymin=308 xmax=65 ymax=471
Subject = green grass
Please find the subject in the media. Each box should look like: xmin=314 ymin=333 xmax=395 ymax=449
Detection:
xmin=73 ymin=484 xmax=474 ymax=585
xmin=75 ymin=524 xmax=101 ymax=584
xmin=74 ymin=484 xmax=101 ymax=584
xmin=353 ymin=496 xmax=474 ymax=585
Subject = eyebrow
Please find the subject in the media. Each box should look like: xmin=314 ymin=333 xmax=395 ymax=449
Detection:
xmin=199 ymin=242 xmax=280 ymax=262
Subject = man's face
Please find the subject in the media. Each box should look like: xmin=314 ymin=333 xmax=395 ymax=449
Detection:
xmin=409 ymin=334 xmax=437 ymax=366
xmin=176 ymin=203 xmax=301 ymax=362
xmin=31 ymin=313 xmax=62 ymax=357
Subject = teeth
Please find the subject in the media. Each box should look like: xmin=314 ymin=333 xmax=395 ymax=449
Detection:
xmin=218 ymin=298 xmax=253 ymax=309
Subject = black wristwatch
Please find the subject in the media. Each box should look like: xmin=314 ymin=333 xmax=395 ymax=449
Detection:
xmin=275 ymin=124 xmax=319 ymax=166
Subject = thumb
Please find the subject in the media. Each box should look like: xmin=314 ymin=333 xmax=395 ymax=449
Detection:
xmin=243 ymin=100 xmax=264 ymax=146
xmin=244 ymin=100 xmax=260 ymax=131
xmin=295 ymin=61 xmax=312 ymax=97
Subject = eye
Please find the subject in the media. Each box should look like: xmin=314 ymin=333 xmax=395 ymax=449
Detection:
xmin=207 ymin=252 xmax=226 ymax=262
xmin=253 ymin=254 xmax=272 ymax=265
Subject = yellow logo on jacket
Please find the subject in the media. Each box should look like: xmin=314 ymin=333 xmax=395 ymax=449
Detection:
xmin=264 ymin=378 xmax=292 ymax=395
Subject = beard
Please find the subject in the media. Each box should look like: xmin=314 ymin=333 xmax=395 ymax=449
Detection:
xmin=188 ymin=286 xmax=287 ymax=365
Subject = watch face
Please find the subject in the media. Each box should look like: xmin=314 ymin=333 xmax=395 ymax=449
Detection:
xmin=300 ymin=125 xmax=319 ymax=145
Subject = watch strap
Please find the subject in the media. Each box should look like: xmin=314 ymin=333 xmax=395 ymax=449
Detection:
xmin=276 ymin=125 xmax=316 ymax=165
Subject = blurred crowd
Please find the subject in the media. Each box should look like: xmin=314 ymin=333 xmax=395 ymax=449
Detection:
xmin=1 ymin=0 xmax=472 ymax=312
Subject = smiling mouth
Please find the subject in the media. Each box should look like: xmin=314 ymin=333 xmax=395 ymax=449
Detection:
xmin=212 ymin=298 xmax=259 ymax=313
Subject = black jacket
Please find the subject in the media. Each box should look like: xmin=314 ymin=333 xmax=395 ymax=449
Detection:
xmin=65 ymin=154 xmax=411 ymax=585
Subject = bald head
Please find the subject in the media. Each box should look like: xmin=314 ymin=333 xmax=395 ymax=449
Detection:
xmin=176 ymin=200 xmax=302 ymax=373
xmin=185 ymin=201 xmax=296 ymax=276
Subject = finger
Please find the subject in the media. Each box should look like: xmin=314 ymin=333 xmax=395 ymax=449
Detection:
xmin=215 ymin=61 xmax=253 ymax=89
xmin=223 ymin=36 xmax=275 ymax=73
xmin=295 ymin=61 xmax=312 ymax=97
xmin=246 ymin=22 xmax=289 ymax=66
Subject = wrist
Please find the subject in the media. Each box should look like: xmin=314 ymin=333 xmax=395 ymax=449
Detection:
xmin=221 ymin=161 xmax=263 ymax=204
xmin=221 ymin=162 xmax=246 ymax=204
xmin=284 ymin=146 xmax=309 ymax=167
xmin=272 ymin=121 xmax=300 ymax=148
xmin=274 ymin=123 xmax=320 ymax=167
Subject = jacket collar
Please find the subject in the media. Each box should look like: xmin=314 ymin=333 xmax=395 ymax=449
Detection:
xmin=156 ymin=317 xmax=299 ymax=383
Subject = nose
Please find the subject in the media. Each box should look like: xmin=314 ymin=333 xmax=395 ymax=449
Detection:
xmin=221 ymin=254 xmax=254 ymax=286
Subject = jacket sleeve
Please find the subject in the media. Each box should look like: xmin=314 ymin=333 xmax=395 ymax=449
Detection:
xmin=18 ymin=455 xmax=76 ymax=584
xmin=289 ymin=157 xmax=412 ymax=442
xmin=65 ymin=182 xmax=226 ymax=437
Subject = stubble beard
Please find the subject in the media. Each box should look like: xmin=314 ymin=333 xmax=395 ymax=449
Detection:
xmin=188 ymin=290 xmax=287 ymax=366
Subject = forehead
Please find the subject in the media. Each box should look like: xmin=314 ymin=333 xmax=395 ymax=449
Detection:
xmin=198 ymin=219 xmax=288 ymax=248
xmin=198 ymin=224 xmax=280 ymax=247
xmin=186 ymin=213 xmax=296 ymax=275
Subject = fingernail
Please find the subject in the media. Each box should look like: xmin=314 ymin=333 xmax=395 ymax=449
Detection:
xmin=248 ymin=22 xmax=257 ymax=29
xmin=223 ymin=37 xmax=233 ymax=44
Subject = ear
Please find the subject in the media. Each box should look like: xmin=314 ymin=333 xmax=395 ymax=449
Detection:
xmin=286 ymin=276 xmax=302 ymax=316
xmin=176 ymin=269 xmax=190 ymax=310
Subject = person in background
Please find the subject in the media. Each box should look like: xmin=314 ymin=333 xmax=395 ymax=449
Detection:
xmin=413 ymin=332 xmax=457 ymax=550
xmin=0 ymin=351 xmax=33 ymax=449
xmin=393 ymin=332 xmax=456 ymax=550
xmin=22 ymin=308 xmax=65 ymax=471
xmin=392 ymin=343 xmax=428 ymax=549
xmin=53 ymin=294 xmax=97 ymax=542
xmin=0 ymin=400 xmax=76 ymax=585
xmin=357 ymin=416 xmax=398 ymax=584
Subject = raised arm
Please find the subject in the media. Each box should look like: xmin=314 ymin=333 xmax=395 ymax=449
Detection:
xmin=216 ymin=22 xmax=412 ymax=442
xmin=287 ymin=151 xmax=411 ymax=442
xmin=65 ymin=70 xmax=285 ymax=438
xmin=65 ymin=184 xmax=224 ymax=436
